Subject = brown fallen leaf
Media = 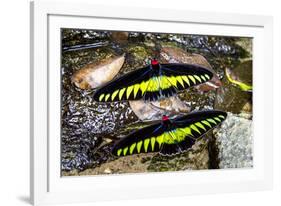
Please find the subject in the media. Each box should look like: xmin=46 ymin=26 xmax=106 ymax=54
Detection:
xmin=72 ymin=54 xmax=125 ymax=89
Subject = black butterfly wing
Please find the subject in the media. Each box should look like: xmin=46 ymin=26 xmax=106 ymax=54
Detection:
xmin=159 ymin=110 xmax=227 ymax=156
xmin=93 ymin=65 xmax=153 ymax=102
xmin=94 ymin=63 xmax=214 ymax=102
xmin=137 ymin=63 xmax=214 ymax=101
xmin=112 ymin=122 xmax=166 ymax=157
xmin=160 ymin=63 xmax=214 ymax=91
xmin=112 ymin=110 xmax=227 ymax=157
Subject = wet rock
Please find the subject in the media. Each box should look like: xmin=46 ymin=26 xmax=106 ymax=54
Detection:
xmin=147 ymin=138 xmax=210 ymax=171
xmin=215 ymin=113 xmax=253 ymax=168
xmin=235 ymin=37 xmax=253 ymax=57
xmin=64 ymin=154 xmax=154 ymax=176
xmin=214 ymin=85 xmax=252 ymax=115
xmin=129 ymin=96 xmax=190 ymax=121
xmin=72 ymin=54 xmax=125 ymax=89
xmin=62 ymin=29 xmax=110 ymax=48
xmin=177 ymin=87 xmax=216 ymax=112
xmin=61 ymin=94 xmax=138 ymax=171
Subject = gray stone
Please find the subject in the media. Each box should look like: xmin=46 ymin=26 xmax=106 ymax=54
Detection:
xmin=215 ymin=112 xmax=253 ymax=169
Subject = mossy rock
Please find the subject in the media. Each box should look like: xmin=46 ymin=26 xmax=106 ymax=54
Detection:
xmin=127 ymin=44 xmax=150 ymax=61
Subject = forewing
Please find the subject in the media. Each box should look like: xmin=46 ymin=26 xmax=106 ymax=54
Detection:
xmin=159 ymin=110 xmax=227 ymax=156
xmin=139 ymin=63 xmax=214 ymax=101
xmin=160 ymin=63 xmax=214 ymax=91
xmin=93 ymin=65 xmax=153 ymax=102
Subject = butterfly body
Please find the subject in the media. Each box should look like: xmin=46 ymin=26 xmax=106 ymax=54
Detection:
xmin=93 ymin=60 xmax=214 ymax=102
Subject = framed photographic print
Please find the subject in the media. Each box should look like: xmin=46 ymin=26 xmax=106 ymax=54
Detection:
xmin=30 ymin=0 xmax=273 ymax=205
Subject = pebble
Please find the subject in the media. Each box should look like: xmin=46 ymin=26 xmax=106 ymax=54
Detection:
xmin=103 ymin=168 xmax=112 ymax=174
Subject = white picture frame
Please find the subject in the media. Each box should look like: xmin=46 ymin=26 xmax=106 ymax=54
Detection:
xmin=30 ymin=0 xmax=273 ymax=205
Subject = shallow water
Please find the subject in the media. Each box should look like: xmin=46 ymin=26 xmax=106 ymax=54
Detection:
xmin=61 ymin=29 xmax=252 ymax=173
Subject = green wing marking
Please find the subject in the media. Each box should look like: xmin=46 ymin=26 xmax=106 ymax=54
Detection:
xmin=112 ymin=110 xmax=227 ymax=157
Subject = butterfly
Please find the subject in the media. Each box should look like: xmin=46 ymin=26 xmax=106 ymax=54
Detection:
xmin=112 ymin=110 xmax=227 ymax=157
xmin=93 ymin=59 xmax=213 ymax=102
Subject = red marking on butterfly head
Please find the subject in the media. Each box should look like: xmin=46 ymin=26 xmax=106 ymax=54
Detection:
xmin=151 ymin=59 xmax=159 ymax=66
xmin=162 ymin=115 xmax=169 ymax=121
